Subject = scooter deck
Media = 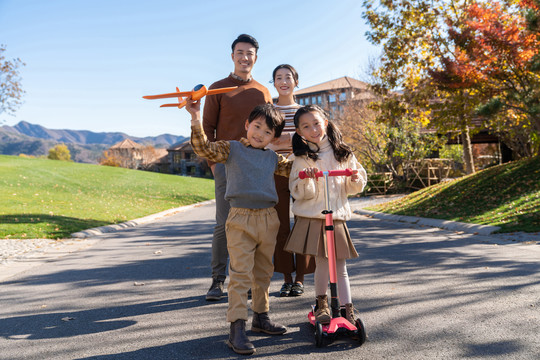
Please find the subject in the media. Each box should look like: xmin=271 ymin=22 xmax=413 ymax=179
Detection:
xmin=308 ymin=310 xmax=357 ymax=333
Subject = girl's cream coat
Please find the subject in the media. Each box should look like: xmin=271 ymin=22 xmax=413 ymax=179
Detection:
xmin=289 ymin=136 xmax=367 ymax=220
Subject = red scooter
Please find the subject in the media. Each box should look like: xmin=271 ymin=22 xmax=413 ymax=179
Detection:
xmin=299 ymin=168 xmax=367 ymax=347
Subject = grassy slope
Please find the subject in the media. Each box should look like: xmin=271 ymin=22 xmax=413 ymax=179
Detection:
xmin=369 ymin=156 xmax=540 ymax=233
xmin=0 ymin=155 xmax=215 ymax=239
xmin=3 ymin=155 xmax=537 ymax=239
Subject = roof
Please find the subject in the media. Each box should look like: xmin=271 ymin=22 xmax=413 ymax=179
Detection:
xmin=150 ymin=148 xmax=169 ymax=164
xmin=168 ymin=139 xmax=192 ymax=151
xmin=294 ymin=76 xmax=370 ymax=96
xmin=110 ymin=138 xmax=143 ymax=149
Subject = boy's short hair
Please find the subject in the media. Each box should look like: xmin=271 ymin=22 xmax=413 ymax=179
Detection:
xmin=231 ymin=34 xmax=259 ymax=53
xmin=248 ymin=103 xmax=285 ymax=138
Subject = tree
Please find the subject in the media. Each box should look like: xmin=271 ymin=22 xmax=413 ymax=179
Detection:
xmin=362 ymin=0 xmax=483 ymax=173
xmin=337 ymin=89 xmax=446 ymax=183
xmin=99 ymin=150 xmax=122 ymax=167
xmin=138 ymin=145 xmax=161 ymax=170
xmin=0 ymin=45 xmax=25 ymax=116
xmin=429 ymin=0 xmax=540 ymax=157
xmin=363 ymin=0 xmax=540 ymax=164
xmin=48 ymin=144 xmax=71 ymax=161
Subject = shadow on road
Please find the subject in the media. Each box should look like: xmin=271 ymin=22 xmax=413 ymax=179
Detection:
xmin=2 ymin=211 xmax=539 ymax=359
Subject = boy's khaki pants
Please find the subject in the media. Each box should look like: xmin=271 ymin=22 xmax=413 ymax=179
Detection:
xmin=226 ymin=207 xmax=279 ymax=323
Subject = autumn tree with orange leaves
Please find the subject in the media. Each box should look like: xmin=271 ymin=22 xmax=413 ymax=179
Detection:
xmin=363 ymin=0 xmax=483 ymax=173
xmin=430 ymin=0 xmax=540 ymax=157
xmin=363 ymin=0 xmax=540 ymax=172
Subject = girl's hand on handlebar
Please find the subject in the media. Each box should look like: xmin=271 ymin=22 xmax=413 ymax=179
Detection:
xmin=302 ymin=167 xmax=319 ymax=179
xmin=350 ymin=169 xmax=360 ymax=182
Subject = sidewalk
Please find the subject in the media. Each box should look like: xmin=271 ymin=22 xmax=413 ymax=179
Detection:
xmin=348 ymin=195 xmax=540 ymax=244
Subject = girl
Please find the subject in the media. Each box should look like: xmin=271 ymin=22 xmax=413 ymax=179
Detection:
xmin=267 ymin=64 xmax=315 ymax=297
xmin=285 ymin=104 xmax=367 ymax=324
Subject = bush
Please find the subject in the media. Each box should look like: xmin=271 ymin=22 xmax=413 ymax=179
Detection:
xmin=48 ymin=144 xmax=71 ymax=161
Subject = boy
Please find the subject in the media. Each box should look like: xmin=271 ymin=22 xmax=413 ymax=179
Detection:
xmin=186 ymin=98 xmax=291 ymax=356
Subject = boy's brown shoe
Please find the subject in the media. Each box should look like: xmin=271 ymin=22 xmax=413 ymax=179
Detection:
xmin=251 ymin=312 xmax=287 ymax=335
xmin=227 ymin=319 xmax=255 ymax=355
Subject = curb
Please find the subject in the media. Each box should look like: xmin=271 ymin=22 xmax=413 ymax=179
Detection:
xmin=354 ymin=208 xmax=501 ymax=235
xmin=70 ymin=199 xmax=216 ymax=238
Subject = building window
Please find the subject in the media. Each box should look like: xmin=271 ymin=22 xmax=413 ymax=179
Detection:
xmin=329 ymin=94 xmax=336 ymax=103
xmin=299 ymin=98 xmax=304 ymax=105
xmin=312 ymin=96 xmax=316 ymax=104
xmin=317 ymin=95 xmax=322 ymax=104
xmin=340 ymin=92 xmax=346 ymax=101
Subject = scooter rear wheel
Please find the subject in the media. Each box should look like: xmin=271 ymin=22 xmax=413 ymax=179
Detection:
xmin=355 ymin=318 xmax=367 ymax=345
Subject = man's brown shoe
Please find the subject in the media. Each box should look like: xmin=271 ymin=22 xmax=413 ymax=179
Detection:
xmin=205 ymin=279 xmax=224 ymax=301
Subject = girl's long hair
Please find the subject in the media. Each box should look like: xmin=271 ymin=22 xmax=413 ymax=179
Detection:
xmin=292 ymin=105 xmax=353 ymax=163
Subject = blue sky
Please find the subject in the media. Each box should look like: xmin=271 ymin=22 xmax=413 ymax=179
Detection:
xmin=0 ymin=0 xmax=380 ymax=137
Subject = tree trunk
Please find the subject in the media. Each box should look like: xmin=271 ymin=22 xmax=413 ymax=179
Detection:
xmin=461 ymin=126 xmax=475 ymax=174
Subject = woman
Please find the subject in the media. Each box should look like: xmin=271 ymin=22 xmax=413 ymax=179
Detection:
xmin=267 ymin=64 xmax=315 ymax=297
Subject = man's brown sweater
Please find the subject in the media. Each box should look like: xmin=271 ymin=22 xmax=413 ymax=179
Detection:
xmin=202 ymin=74 xmax=272 ymax=164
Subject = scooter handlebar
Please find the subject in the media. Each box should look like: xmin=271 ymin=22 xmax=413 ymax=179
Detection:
xmin=298 ymin=168 xmax=354 ymax=179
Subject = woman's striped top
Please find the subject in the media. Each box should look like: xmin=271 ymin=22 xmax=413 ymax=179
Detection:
xmin=273 ymin=103 xmax=301 ymax=156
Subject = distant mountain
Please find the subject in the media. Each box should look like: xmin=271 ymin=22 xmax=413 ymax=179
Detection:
xmin=6 ymin=121 xmax=186 ymax=147
xmin=0 ymin=121 xmax=187 ymax=164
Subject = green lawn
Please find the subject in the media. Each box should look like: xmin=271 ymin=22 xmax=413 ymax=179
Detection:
xmin=0 ymin=155 xmax=215 ymax=239
xmin=368 ymin=156 xmax=540 ymax=233
xmin=2 ymin=154 xmax=538 ymax=239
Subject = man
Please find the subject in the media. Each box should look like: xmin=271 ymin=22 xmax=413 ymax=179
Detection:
xmin=203 ymin=34 xmax=272 ymax=301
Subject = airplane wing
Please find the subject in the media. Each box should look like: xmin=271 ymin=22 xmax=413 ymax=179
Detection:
xmin=142 ymin=90 xmax=192 ymax=100
xmin=206 ymin=86 xmax=238 ymax=95
xmin=159 ymin=102 xmax=187 ymax=108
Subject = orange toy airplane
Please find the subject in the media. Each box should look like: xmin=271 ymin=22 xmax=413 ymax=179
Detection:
xmin=143 ymin=84 xmax=238 ymax=109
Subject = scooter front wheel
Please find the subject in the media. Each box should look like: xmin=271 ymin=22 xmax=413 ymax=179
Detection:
xmin=315 ymin=321 xmax=324 ymax=347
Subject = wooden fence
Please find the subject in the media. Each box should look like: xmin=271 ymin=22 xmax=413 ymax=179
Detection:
xmin=403 ymin=159 xmax=452 ymax=190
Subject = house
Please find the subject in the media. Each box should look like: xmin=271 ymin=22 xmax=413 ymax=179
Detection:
xmin=167 ymin=140 xmax=211 ymax=177
xmin=108 ymin=138 xmax=144 ymax=169
xmin=293 ymin=76 xmax=513 ymax=163
xmin=291 ymin=76 xmax=373 ymax=117
xmin=108 ymin=139 xmax=170 ymax=171
xmin=146 ymin=148 xmax=169 ymax=173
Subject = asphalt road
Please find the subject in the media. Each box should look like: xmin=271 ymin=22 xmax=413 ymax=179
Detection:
xmin=1 ymin=201 xmax=539 ymax=359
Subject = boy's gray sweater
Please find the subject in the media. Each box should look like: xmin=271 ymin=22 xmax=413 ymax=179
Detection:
xmin=225 ymin=141 xmax=278 ymax=209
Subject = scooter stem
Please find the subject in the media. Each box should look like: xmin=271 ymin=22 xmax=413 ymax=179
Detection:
xmin=322 ymin=172 xmax=340 ymax=317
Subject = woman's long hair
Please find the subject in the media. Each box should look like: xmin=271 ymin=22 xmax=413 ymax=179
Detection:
xmin=292 ymin=105 xmax=353 ymax=163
